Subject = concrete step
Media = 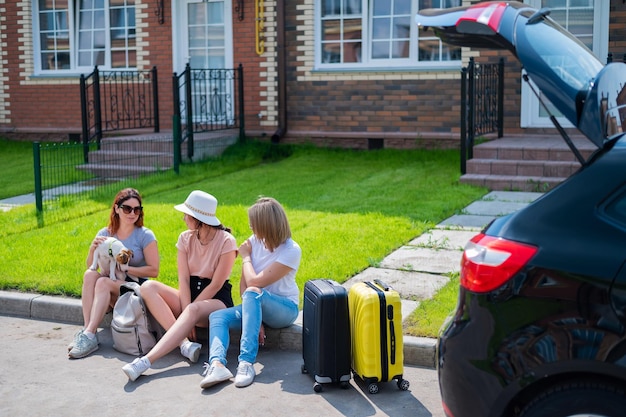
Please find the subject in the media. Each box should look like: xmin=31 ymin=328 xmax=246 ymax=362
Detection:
xmin=472 ymin=135 xmax=597 ymax=162
xmin=460 ymin=173 xmax=565 ymax=192
xmin=77 ymin=129 xmax=239 ymax=179
xmin=87 ymin=150 xmax=172 ymax=167
xmin=99 ymin=130 xmax=239 ymax=160
xmin=100 ymin=135 xmax=174 ymax=154
xmin=464 ymin=134 xmax=598 ymax=191
xmin=75 ymin=163 xmax=164 ymax=178
xmin=466 ymin=158 xmax=581 ymax=177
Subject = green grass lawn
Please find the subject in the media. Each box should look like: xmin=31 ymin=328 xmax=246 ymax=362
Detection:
xmin=0 ymin=139 xmax=36 ymax=199
xmin=0 ymin=138 xmax=487 ymax=338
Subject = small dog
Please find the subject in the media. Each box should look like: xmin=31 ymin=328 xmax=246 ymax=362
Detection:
xmin=89 ymin=237 xmax=133 ymax=281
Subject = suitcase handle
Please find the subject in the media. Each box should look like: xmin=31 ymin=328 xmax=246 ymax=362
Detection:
xmin=374 ymin=279 xmax=392 ymax=291
xmin=389 ymin=320 xmax=396 ymax=365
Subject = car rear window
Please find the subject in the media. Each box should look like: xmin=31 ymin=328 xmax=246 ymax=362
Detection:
xmin=600 ymin=186 xmax=626 ymax=228
xmin=525 ymin=18 xmax=602 ymax=92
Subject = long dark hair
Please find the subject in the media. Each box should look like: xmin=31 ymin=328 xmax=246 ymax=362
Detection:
xmin=192 ymin=217 xmax=232 ymax=235
xmin=108 ymin=188 xmax=144 ymax=235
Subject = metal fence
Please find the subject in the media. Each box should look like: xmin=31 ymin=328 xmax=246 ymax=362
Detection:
xmin=32 ymin=138 xmax=172 ymax=225
xmin=172 ymin=64 xmax=244 ymax=165
xmin=460 ymin=57 xmax=504 ymax=174
xmin=80 ymin=66 xmax=160 ymax=161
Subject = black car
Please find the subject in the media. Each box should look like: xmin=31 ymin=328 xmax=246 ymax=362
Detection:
xmin=415 ymin=2 xmax=626 ymax=417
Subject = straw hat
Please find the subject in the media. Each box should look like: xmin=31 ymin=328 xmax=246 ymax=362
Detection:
xmin=174 ymin=190 xmax=221 ymax=226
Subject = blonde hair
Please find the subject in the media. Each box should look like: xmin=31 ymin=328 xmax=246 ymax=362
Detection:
xmin=248 ymin=197 xmax=291 ymax=252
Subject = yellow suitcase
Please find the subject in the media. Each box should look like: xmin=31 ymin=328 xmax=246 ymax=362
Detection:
xmin=348 ymin=280 xmax=410 ymax=394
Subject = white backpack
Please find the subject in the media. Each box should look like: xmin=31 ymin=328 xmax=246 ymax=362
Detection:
xmin=111 ymin=282 xmax=160 ymax=356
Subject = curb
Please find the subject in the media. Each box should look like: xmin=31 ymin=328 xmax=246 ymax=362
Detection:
xmin=0 ymin=290 xmax=436 ymax=369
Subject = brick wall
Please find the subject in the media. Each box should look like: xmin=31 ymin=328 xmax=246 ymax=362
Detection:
xmin=273 ymin=0 xmax=470 ymax=149
xmin=272 ymin=0 xmax=626 ymax=150
xmin=2 ymin=0 xmax=626 ymax=149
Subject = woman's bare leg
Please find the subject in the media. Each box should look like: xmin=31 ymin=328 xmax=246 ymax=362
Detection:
xmin=146 ymin=299 xmax=225 ymax=365
xmin=84 ymin=278 xmax=123 ymax=334
xmin=140 ymin=280 xmax=181 ymax=332
xmin=81 ymin=269 xmax=101 ymax=325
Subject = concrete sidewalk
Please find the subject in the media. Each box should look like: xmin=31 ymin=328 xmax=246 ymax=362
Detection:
xmin=0 ymin=315 xmax=446 ymax=417
xmin=0 ymin=191 xmax=542 ymax=369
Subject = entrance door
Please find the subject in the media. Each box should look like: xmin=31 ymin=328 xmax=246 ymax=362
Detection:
xmin=173 ymin=0 xmax=234 ymax=124
xmin=520 ymin=0 xmax=608 ymax=128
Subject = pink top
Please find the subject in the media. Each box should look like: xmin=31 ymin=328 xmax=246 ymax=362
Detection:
xmin=176 ymin=229 xmax=237 ymax=279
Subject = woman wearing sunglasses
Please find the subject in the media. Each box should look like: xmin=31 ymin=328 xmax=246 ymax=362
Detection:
xmin=68 ymin=188 xmax=160 ymax=359
xmin=121 ymin=190 xmax=237 ymax=381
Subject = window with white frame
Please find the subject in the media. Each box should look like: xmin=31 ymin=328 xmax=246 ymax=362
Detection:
xmin=316 ymin=0 xmax=461 ymax=69
xmin=35 ymin=0 xmax=137 ymax=73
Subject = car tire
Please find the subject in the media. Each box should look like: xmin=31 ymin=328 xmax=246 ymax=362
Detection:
xmin=519 ymin=380 xmax=626 ymax=417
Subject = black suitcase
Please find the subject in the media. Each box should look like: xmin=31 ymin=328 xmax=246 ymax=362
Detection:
xmin=301 ymin=279 xmax=351 ymax=392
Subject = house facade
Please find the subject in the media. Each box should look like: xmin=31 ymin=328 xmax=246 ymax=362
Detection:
xmin=1 ymin=0 xmax=625 ymax=149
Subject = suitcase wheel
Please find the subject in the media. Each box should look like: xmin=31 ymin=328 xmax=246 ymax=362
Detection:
xmin=340 ymin=381 xmax=349 ymax=389
xmin=313 ymin=382 xmax=323 ymax=393
xmin=397 ymin=378 xmax=410 ymax=391
xmin=367 ymin=383 xmax=379 ymax=394
xmin=301 ymin=364 xmax=308 ymax=374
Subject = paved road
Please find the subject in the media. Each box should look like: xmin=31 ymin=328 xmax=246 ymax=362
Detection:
xmin=0 ymin=315 xmax=444 ymax=417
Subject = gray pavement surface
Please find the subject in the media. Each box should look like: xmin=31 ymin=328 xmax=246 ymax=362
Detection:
xmin=0 ymin=315 xmax=443 ymax=417
xmin=0 ymin=191 xmax=543 ymax=416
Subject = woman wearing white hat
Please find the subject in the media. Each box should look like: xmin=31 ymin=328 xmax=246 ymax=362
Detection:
xmin=122 ymin=190 xmax=237 ymax=381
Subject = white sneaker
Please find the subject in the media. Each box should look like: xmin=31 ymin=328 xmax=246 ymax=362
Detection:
xmin=68 ymin=332 xmax=98 ymax=359
xmin=180 ymin=341 xmax=202 ymax=363
xmin=200 ymin=362 xmax=233 ymax=389
xmin=122 ymin=357 xmax=151 ymax=382
xmin=67 ymin=329 xmax=83 ymax=352
xmin=234 ymin=361 xmax=255 ymax=388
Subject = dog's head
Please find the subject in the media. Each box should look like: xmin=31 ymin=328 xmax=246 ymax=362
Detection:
xmin=115 ymin=249 xmax=133 ymax=265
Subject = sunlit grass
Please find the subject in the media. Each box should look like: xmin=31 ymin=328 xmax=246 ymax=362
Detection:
xmin=0 ymin=139 xmax=486 ymax=336
xmin=404 ymin=273 xmax=460 ymax=338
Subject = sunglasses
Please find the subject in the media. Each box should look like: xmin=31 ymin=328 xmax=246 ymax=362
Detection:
xmin=119 ymin=204 xmax=143 ymax=215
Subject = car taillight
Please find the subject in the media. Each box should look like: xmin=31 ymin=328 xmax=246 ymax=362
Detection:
xmin=457 ymin=2 xmax=507 ymax=33
xmin=460 ymin=233 xmax=537 ymax=293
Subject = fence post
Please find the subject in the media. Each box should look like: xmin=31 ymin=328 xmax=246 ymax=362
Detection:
xmin=33 ymin=142 xmax=44 ymax=227
xmin=467 ymin=57 xmax=475 ymax=161
xmin=238 ymin=63 xmax=245 ymax=142
xmin=80 ymin=74 xmax=90 ymax=163
xmin=173 ymin=113 xmax=181 ymax=174
xmin=152 ymin=66 xmax=160 ymax=132
xmin=184 ymin=64 xmax=194 ymax=159
xmin=497 ymin=58 xmax=504 ymax=138
xmin=93 ymin=67 xmax=103 ymax=149
xmin=172 ymin=70 xmax=182 ymax=166
xmin=460 ymin=66 xmax=468 ymax=175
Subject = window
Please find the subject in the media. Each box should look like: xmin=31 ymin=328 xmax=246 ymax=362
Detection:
xmin=316 ymin=0 xmax=461 ymax=69
xmin=35 ymin=0 xmax=136 ymax=73
xmin=542 ymin=0 xmax=595 ymax=51
xmin=521 ymin=0 xmax=608 ymax=127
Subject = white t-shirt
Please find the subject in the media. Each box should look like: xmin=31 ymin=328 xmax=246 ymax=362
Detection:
xmin=249 ymin=235 xmax=301 ymax=305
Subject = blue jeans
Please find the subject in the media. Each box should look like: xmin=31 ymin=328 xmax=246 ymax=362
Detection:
xmin=208 ymin=289 xmax=299 ymax=365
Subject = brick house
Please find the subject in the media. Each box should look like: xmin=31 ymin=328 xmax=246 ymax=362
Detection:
xmin=0 ymin=0 xmax=624 ymax=150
